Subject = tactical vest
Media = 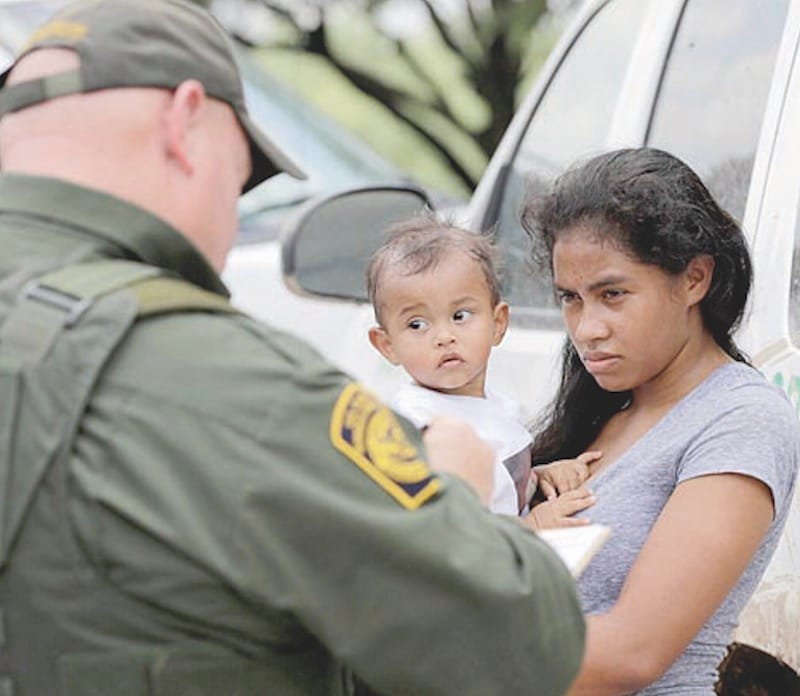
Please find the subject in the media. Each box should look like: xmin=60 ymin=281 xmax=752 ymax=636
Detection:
xmin=0 ymin=260 xmax=351 ymax=695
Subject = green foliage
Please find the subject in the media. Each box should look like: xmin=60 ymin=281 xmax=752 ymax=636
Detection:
xmin=222 ymin=0 xmax=565 ymax=195
xmin=253 ymin=48 xmax=474 ymax=195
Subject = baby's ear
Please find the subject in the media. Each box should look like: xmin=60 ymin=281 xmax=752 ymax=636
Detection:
xmin=492 ymin=301 xmax=510 ymax=345
xmin=368 ymin=326 xmax=400 ymax=365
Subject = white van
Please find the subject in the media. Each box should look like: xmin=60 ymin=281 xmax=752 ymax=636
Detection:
xmin=253 ymin=0 xmax=800 ymax=683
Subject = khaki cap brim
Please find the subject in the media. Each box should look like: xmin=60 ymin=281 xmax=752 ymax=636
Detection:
xmin=239 ymin=110 xmax=306 ymax=193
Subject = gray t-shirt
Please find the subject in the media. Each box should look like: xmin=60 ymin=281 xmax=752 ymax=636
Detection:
xmin=575 ymin=363 xmax=799 ymax=694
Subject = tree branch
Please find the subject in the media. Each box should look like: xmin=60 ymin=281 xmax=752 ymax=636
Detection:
xmin=419 ymin=0 xmax=479 ymax=73
xmin=395 ymin=40 xmax=462 ymax=127
xmin=255 ymin=0 xmax=300 ymax=29
xmin=465 ymin=0 xmax=490 ymax=54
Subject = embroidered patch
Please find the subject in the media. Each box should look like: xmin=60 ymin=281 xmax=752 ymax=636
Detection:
xmin=24 ymin=21 xmax=88 ymax=50
xmin=330 ymin=383 xmax=440 ymax=509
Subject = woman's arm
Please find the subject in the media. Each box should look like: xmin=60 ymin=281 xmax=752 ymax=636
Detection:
xmin=568 ymin=472 xmax=774 ymax=695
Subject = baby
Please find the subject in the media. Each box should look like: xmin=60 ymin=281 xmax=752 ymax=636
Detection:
xmin=366 ymin=213 xmax=596 ymax=527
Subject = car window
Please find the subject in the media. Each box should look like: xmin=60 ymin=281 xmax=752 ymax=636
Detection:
xmin=237 ymin=50 xmax=405 ymax=244
xmin=647 ymin=0 xmax=790 ymax=224
xmin=492 ymin=0 xmax=650 ymax=325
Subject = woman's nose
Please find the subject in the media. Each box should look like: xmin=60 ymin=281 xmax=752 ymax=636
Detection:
xmin=572 ymin=307 xmax=609 ymax=344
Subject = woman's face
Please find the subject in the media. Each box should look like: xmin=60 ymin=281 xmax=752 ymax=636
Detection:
xmin=552 ymin=225 xmax=701 ymax=394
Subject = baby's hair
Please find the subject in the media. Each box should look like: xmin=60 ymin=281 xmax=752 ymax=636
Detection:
xmin=366 ymin=211 xmax=502 ymax=324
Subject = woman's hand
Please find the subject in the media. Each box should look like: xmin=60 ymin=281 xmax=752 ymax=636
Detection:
xmin=535 ymin=450 xmax=602 ymax=499
xmin=523 ymin=487 xmax=596 ymax=530
xmin=423 ymin=415 xmax=494 ymax=506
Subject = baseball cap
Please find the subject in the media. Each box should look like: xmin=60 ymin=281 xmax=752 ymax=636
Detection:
xmin=0 ymin=0 xmax=306 ymax=192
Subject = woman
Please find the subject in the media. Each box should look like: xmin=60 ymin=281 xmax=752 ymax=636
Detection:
xmin=522 ymin=147 xmax=799 ymax=694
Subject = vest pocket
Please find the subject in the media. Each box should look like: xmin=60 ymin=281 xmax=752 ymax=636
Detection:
xmin=58 ymin=652 xmax=150 ymax=696
xmin=58 ymin=648 xmax=337 ymax=695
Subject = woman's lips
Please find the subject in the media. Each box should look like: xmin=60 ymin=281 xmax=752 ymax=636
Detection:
xmin=582 ymin=352 xmax=620 ymax=373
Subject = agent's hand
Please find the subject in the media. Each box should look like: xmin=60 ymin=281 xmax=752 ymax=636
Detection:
xmin=522 ymin=488 xmax=596 ymax=530
xmin=534 ymin=450 xmax=602 ymax=499
xmin=423 ymin=415 xmax=494 ymax=507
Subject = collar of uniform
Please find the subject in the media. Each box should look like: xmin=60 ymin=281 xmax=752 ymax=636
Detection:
xmin=0 ymin=173 xmax=230 ymax=298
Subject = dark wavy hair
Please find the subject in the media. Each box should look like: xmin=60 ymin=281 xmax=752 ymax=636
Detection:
xmin=522 ymin=147 xmax=752 ymax=464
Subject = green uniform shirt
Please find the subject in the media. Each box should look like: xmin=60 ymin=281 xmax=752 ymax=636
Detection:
xmin=0 ymin=173 xmax=584 ymax=695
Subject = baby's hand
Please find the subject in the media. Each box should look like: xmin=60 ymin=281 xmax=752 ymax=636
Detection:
xmin=523 ymin=488 xmax=596 ymax=530
xmin=534 ymin=450 xmax=602 ymax=499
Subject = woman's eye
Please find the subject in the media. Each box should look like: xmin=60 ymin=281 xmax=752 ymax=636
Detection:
xmin=602 ymin=289 xmax=626 ymax=301
xmin=557 ymin=291 xmax=577 ymax=305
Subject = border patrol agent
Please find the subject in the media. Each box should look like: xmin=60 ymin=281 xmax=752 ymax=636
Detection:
xmin=0 ymin=1 xmax=584 ymax=694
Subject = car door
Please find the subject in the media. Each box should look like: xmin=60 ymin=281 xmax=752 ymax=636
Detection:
xmin=732 ymin=0 xmax=800 ymax=668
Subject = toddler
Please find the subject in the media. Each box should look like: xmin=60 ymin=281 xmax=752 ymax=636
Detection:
xmin=366 ymin=213 xmax=596 ymax=526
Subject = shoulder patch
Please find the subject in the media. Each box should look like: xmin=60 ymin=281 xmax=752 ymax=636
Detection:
xmin=330 ymin=383 xmax=441 ymax=509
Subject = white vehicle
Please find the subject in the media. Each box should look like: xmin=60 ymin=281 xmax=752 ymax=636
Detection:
xmin=269 ymin=0 xmax=800 ymax=683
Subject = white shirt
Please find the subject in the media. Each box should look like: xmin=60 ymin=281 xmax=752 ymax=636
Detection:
xmin=391 ymin=383 xmax=533 ymax=515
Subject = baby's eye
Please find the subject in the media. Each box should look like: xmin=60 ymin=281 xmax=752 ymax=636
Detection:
xmin=453 ymin=309 xmax=474 ymax=322
xmin=408 ymin=318 xmax=428 ymax=331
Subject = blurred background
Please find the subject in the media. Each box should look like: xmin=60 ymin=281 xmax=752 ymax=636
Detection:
xmin=205 ymin=0 xmax=578 ymax=198
xmin=1 ymin=0 xmax=577 ymax=239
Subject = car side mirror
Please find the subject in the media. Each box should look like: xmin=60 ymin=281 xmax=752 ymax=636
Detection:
xmin=281 ymin=186 xmax=432 ymax=302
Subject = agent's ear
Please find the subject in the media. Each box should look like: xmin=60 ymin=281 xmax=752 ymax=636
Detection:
xmin=492 ymin=301 xmax=510 ymax=346
xmin=685 ymin=254 xmax=715 ymax=307
xmin=368 ymin=326 xmax=400 ymax=365
xmin=162 ymin=79 xmax=206 ymax=177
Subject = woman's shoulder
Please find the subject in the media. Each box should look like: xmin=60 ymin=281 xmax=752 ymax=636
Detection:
xmin=696 ymin=363 xmax=794 ymax=419
xmin=681 ymin=362 xmax=800 ymax=513
xmin=685 ymin=362 xmax=799 ymax=452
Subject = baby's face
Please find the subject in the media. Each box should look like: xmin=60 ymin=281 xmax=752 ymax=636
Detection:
xmin=371 ymin=252 xmax=508 ymax=397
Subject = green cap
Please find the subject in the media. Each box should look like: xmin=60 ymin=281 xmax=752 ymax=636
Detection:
xmin=0 ymin=0 xmax=306 ymax=192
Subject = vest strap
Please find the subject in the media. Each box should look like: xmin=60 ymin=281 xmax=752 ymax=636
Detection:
xmin=0 ymin=260 xmax=160 ymax=366
xmin=0 ymin=260 xmax=241 ymax=365
xmin=132 ymin=276 xmax=241 ymax=318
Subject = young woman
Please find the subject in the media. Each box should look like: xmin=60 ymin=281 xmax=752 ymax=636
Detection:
xmin=522 ymin=147 xmax=799 ymax=694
